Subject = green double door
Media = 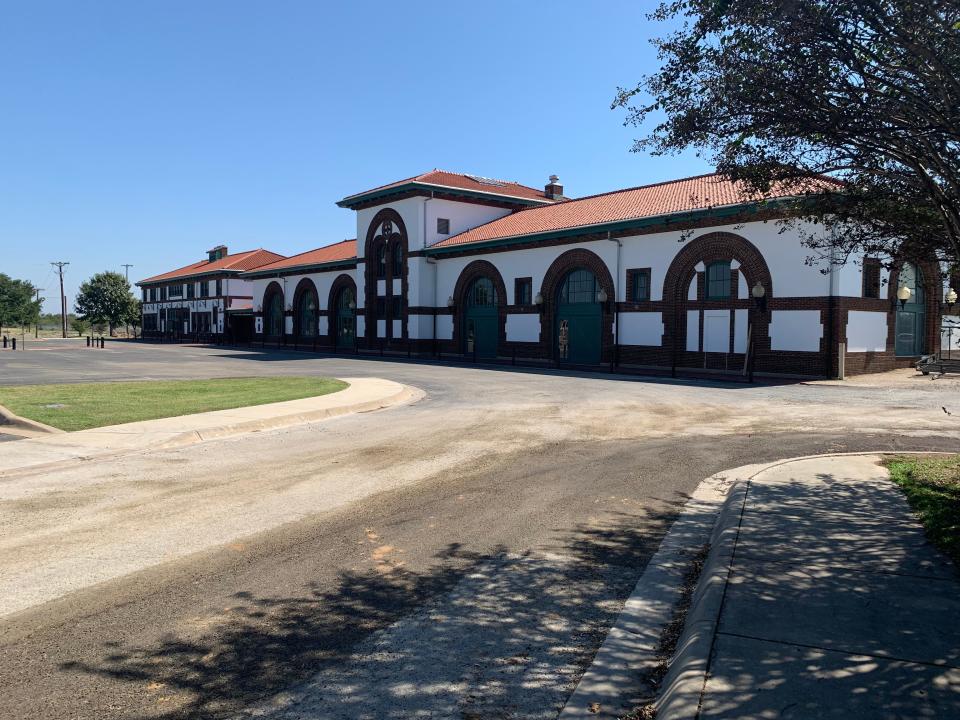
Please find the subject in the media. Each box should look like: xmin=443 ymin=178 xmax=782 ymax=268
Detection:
xmin=556 ymin=268 xmax=602 ymax=365
xmin=464 ymin=305 xmax=498 ymax=358
xmin=895 ymin=263 xmax=926 ymax=357
xmin=556 ymin=303 xmax=602 ymax=364
xmin=464 ymin=277 xmax=499 ymax=359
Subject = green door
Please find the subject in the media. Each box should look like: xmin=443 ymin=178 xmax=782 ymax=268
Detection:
xmin=336 ymin=287 xmax=356 ymax=348
xmin=895 ymin=263 xmax=926 ymax=356
xmin=464 ymin=277 xmax=499 ymax=359
xmin=556 ymin=268 xmax=602 ymax=365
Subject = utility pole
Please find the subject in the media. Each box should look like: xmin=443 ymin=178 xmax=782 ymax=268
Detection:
xmin=122 ymin=265 xmax=134 ymax=338
xmin=34 ymin=288 xmax=45 ymax=338
xmin=51 ymin=262 xmax=69 ymax=338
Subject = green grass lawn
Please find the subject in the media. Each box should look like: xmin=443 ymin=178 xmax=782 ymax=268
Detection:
xmin=0 ymin=377 xmax=347 ymax=431
xmin=885 ymin=455 xmax=960 ymax=568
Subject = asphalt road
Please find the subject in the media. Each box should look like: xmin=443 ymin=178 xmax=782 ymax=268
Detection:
xmin=1 ymin=340 xmax=958 ymax=719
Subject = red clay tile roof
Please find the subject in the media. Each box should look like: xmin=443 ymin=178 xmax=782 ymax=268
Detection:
xmin=139 ymin=248 xmax=286 ymax=284
xmin=339 ymin=170 xmax=555 ymax=206
xmin=243 ymin=239 xmax=357 ymax=275
xmin=432 ymin=173 xmax=835 ymax=248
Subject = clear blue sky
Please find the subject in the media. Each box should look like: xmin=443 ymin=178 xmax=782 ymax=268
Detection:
xmin=0 ymin=1 xmax=709 ymax=313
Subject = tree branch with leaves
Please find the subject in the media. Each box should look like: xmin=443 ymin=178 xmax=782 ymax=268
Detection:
xmin=614 ymin=0 xmax=960 ymax=271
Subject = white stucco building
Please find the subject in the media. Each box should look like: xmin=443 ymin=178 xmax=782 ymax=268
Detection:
xmin=145 ymin=170 xmax=950 ymax=377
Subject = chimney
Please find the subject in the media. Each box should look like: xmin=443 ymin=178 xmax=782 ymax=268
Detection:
xmin=207 ymin=245 xmax=228 ymax=262
xmin=545 ymin=174 xmax=564 ymax=200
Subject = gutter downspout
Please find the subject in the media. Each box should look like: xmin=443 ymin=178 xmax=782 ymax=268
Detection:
xmin=423 ymin=193 xmax=435 ymax=352
xmin=607 ymin=231 xmax=622 ymax=369
xmin=827 ymin=243 xmax=840 ymax=379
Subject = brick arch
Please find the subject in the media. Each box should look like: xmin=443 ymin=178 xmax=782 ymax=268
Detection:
xmin=539 ymin=248 xmax=616 ymax=363
xmin=261 ymin=281 xmax=285 ymax=338
xmin=326 ymin=273 xmax=357 ymax=345
xmin=451 ymin=259 xmax=508 ymax=354
xmin=291 ymin=277 xmax=319 ymax=339
xmin=363 ymin=208 xmax=408 ymax=343
xmin=661 ymin=231 xmax=774 ymax=359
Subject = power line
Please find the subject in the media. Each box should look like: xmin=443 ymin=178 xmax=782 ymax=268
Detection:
xmin=51 ymin=262 xmax=69 ymax=339
xmin=122 ymin=264 xmax=134 ymax=282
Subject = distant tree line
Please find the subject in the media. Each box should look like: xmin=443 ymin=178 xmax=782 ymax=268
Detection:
xmin=0 ymin=274 xmax=42 ymax=333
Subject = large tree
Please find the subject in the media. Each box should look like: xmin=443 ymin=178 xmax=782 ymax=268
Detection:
xmin=0 ymin=274 xmax=42 ymax=332
xmin=75 ymin=272 xmax=137 ymax=336
xmin=614 ymin=0 xmax=960 ymax=270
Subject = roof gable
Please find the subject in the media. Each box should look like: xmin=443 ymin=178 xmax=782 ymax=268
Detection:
xmin=337 ymin=169 xmax=556 ymax=209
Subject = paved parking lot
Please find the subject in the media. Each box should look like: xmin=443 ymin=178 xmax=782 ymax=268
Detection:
xmin=1 ymin=340 xmax=958 ymax=719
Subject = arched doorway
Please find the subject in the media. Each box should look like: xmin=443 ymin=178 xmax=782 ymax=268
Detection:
xmin=335 ymin=285 xmax=356 ymax=349
xmin=264 ymin=287 xmax=284 ymax=337
xmin=895 ymin=262 xmax=926 ymax=356
xmin=294 ymin=281 xmax=319 ymax=339
xmin=556 ymin=268 xmax=602 ymax=364
xmin=464 ymin=276 xmax=498 ymax=358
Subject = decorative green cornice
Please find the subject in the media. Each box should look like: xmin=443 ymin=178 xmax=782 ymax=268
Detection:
xmin=336 ymin=182 xmax=551 ymax=210
xmin=240 ymin=258 xmax=357 ymax=279
xmin=423 ymin=198 xmax=799 ymax=256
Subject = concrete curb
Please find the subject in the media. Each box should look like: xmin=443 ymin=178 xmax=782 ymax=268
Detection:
xmin=0 ymin=381 xmax=423 ymax=480
xmin=0 ymin=403 xmax=63 ymax=435
xmin=652 ymin=449 xmax=955 ymax=720
xmin=152 ymin=383 xmax=423 ymax=450
xmin=653 ymin=480 xmax=747 ymax=720
xmin=559 ymin=471 xmax=738 ymax=719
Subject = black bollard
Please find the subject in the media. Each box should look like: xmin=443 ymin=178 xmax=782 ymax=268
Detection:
xmin=11 ymin=337 xmax=16 ymax=351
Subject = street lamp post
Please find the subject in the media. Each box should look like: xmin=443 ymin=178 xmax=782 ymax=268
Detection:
xmin=747 ymin=281 xmax=768 ymax=383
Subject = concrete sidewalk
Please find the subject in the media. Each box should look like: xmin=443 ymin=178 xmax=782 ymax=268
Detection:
xmin=661 ymin=454 xmax=960 ymax=719
xmin=0 ymin=377 xmax=418 ymax=477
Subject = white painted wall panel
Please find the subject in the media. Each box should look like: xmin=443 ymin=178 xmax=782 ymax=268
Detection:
xmin=392 ymin=319 xmax=402 ymax=338
xmin=318 ymin=317 xmax=328 ymax=336
xmin=436 ymin=314 xmax=453 ymax=340
xmin=703 ymin=310 xmax=730 ymax=353
xmin=506 ymin=314 xmax=540 ymax=342
xmin=733 ymin=309 xmax=748 ymax=353
xmin=770 ymin=310 xmax=822 ymax=351
xmin=619 ymin=312 xmax=663 ymax=346
xmin=687 ymin=310 xmax=700 ymax=351
xmin=376 ymin=319 xmax=386 ymax=338
xmin=846 ymin=311 xmax=888 ymax=352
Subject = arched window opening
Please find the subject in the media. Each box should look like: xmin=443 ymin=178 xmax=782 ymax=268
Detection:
xmin=392 ymin=244 xmax=404 ymax=278
xmin=558 ymin=268 xmax=599 ymax=304
xmin=266 ymin=291 xmax=284 ymax=337
xmin=467 ymin=276 xmax=498 ymax=307
xmin=376 ymin=244 xmax=386 ymax=279
xmin=706 ymin=261 xmax=731 ymax=299
xmin=298 ymin=288 xmax=318 ymax=337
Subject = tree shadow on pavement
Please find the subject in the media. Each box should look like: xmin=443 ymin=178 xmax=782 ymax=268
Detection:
xmin=60 ymin=495 xmax=696 ymax=720
xmin=698 ymin=473 xmax=960 ymax=718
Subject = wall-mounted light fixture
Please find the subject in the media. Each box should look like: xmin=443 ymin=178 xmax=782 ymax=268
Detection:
xmin=897 ymin=284 xmax=912 ymax=309
xmin=751 ymin=281 xmax=767 ymax=314
xmin=945 ymin=287 xmax=957 ymax=310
